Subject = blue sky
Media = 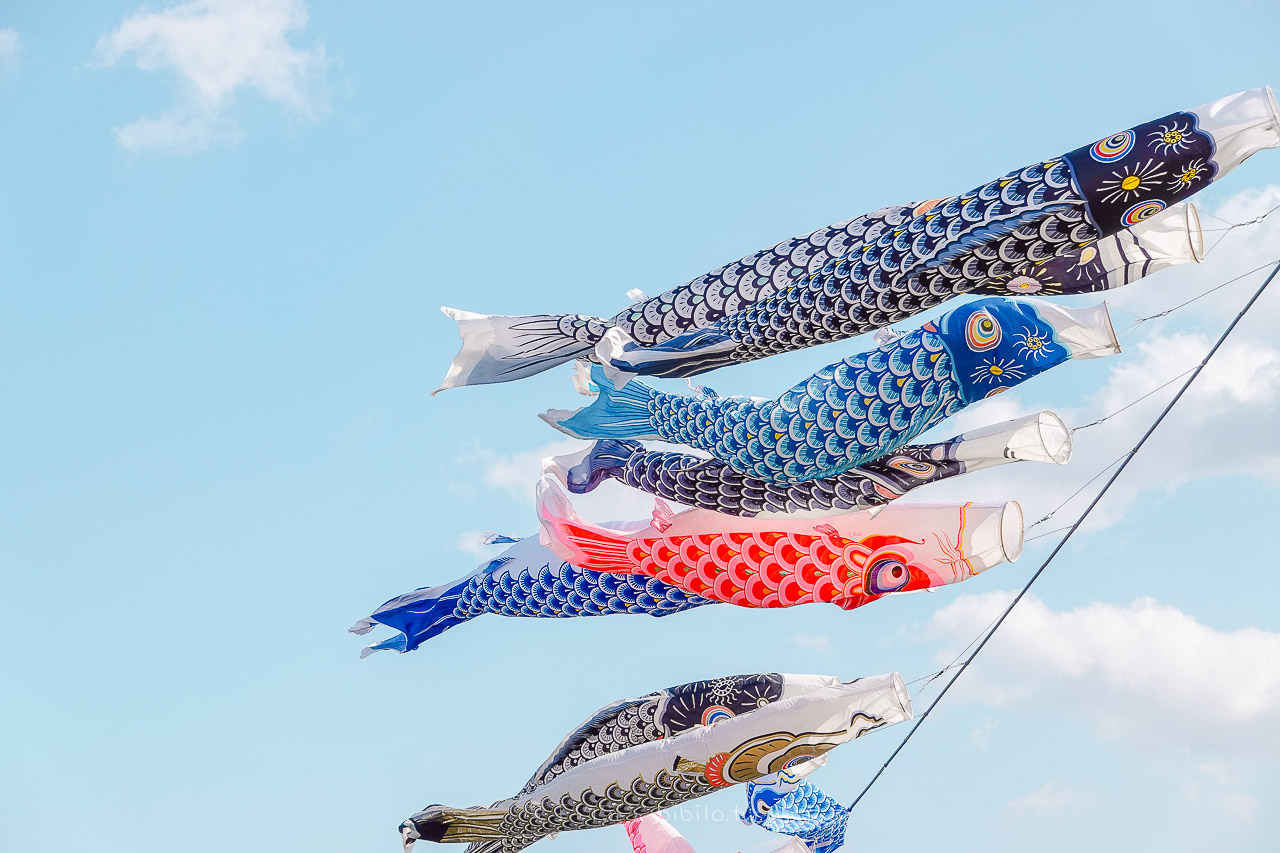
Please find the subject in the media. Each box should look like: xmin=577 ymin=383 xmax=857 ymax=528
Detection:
xmin=5 ymin=2 xmax=1280 ymax=851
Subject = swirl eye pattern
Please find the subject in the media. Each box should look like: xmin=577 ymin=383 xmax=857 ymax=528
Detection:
xmin=965 ymin=310 xmax=1001 ymax=351
xmin=866 ymin=556 xmax=911 ymax=594
xmin=887 ymin=457 xmax=936 ymax=478
xmin=1090 ymin=130 xmax=1135 ymax=162
xmin=1122 ymin=199 xmax=1166 ymax=225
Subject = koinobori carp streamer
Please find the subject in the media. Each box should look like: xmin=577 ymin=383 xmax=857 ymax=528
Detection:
xmin=543 ymin=297 xmax=1116 ymax=485
xmin=548 ymin=410 xmax=1071 ymax=517
xmin=400 ymin=673 xmax=911 ymax=853
xmin=436 ymin=85 xmax=1271 ymax=389
xmin=741 ymin=761 xmax=850 ymax=853
xmin=537 ymin=477 xmax=1023 ymax=612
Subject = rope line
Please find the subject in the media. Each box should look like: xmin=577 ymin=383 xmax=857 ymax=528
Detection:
xmin=1200 ymin=201 xmax=1280 ymax=255
xmin=1071 ymin=368 xmax=1196 ymax=432
xmin=1123 ymin=259 xmax=1280 ymax=331
xmin=844 ymin=260 xmax=1280 ymax=816
xmin=1025 ymin=452 xmax=1129 ymax=530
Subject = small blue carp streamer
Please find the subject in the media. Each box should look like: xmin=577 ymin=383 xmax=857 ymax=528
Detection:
xmin=349 ymin=534 xmax=714 ymax=655
xmin=550 ymin=410 xmax=1071 ymax=517
xmin=741 ymin=768 xmax=848 ymax=853
xmin=543 ymin=297 xmax=1115 ymax=485
xmin=438 ymin=88 xmax=1275 ymax=389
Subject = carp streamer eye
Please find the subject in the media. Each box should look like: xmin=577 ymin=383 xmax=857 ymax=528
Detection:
xmin=887 ymin=456 xmax=937 ymax=478
xmin=965 ymin=309 xmax=1001 ymax=351
xmin=866 ymin=556 xmax=911 ymax=594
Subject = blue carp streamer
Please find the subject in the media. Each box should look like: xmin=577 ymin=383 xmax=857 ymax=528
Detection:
xmin=742 ymin=769 xmax=849 ymax=853
xmin=349 ymin=534 xmax=713 ymax=654
xmin=544 ymin=297 xmax=1114 ymax=485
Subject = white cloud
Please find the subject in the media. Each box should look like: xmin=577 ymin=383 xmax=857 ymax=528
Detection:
xmin=928 ymin=592 xmax=1280 ymax=755
xmin=0 ymin=28 xmax=19 ymax=77
xmin=1181 ymin=763 xmax=1262 ymax=822
xmin=1001 ymin=782 xmax=1093 ymax=818
xmin=93 ymin=0 xmax=327 ymax=153
xmin=1024 ymin=328 xmax=1280 ymax=531
xmin=789 ymin=633 xmax=835 ymax=655
xmin=969 ymin=716 xmax=997 ymax=750
xmin=1219 ymin=791 xmax=1260 ymax=821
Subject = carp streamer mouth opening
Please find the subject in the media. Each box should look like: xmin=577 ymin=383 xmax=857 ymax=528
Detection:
xmin=1187 ymin=203 xmax=1206 ymax=262
xmin=999 ymin=501 xmax=1025 ymax=564
xmin=1037 ymin=411 xmax=1073 ymax=465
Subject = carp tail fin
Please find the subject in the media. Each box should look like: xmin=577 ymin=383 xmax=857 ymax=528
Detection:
xmin=546 ymin=440 xmax=644 ymax=494
xmin=401 ymin=806 xmax=521 ymax=850
xmin=536 ymin=475 xmax=639 ymax=573
xmin=539 ymin=364 xmax=663 ymax=440
xmin=434 ymin=308 xmax=602 ymax=393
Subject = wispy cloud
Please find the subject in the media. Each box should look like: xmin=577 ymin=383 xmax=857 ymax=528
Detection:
xmin=1001 ymin=782 xmax=1093 ymax=818
xmin=93 ymin=0 xmax=328 ymax=153
xmin=789 ymin=633 xmax=835 ymax=655
xmin=0 ymin=28 xmax=20 ymax=79
xmin=1001 ymin=782 xmax=1094 ymax=818
xmin=1219 ymin=791 xmax=1260 ymax=821
xmin=1183 ymin=763 xmax=1262 ymax=822
xmin=969 ymin=716 xmax=997 ymax=750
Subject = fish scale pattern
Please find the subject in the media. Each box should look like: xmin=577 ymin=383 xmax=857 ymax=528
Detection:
xmin=567 ymin=438 xmax=964 ymax=517
xmin=720 ymin=162 xmax=1085 ymax=349
xmin=753 ymin=781 xmax=848 ymax=853
xmin=615 ymin=161 xmax=1094 ymax=376
xmin=454 ymin=560 xmax=707 ymax=621
xmin=467 ymin=772 xmax=720 ymax=853
xmin=518 ymin=674 xmax=785 ymax=797
xmin=549 ymin=297 xmax=1081 ymax=485
xmin=618 ymin=529 xmax=885 ymax=609
xmin=518 ymin=701 xmax=660 ymax=795
xmin=623 ymin=328 xmax=960 ymax=483
xmin=523 ymin=205 xmax=923 ymax=353
xmin=612 ymin=204 xmax=922 ymax=346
